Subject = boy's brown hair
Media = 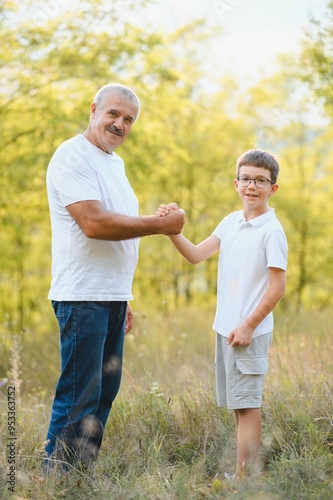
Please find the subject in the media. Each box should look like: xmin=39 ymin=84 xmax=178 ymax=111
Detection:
xmin=236 ymin=149 xmax=280 ymax=184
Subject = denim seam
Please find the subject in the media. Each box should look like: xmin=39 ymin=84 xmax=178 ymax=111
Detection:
xmin=70 ymin=302 xmax=77 ymax=411
xmin=62 ymin=302 xmax=77 ymax=430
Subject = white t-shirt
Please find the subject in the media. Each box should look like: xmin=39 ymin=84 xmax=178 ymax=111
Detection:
xmin=212 ymin=209 xmax=288 ymax=338
xmin=46 ymin=134 xmax=139 ymax=301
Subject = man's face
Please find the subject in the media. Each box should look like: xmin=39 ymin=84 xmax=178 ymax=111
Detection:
xmin=89 ymin=94 xmax=138 ymax=153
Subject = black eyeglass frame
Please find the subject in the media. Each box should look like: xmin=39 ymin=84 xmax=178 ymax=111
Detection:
xmin=236 ymin=176 xmax=275 ymax=188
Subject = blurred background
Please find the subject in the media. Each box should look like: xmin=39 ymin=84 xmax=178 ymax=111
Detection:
xmin=1 ymin=0 xmax=332 ymax=391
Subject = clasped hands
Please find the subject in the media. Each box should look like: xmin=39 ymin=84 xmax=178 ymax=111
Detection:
xmin=156 ymin=202 xmax=183 ymax=217
xmin=155 ymin=202 xmax=185 ymax=236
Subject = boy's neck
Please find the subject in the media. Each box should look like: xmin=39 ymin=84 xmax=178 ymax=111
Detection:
xmin=243 ymin=205 xmax=270 ymax=221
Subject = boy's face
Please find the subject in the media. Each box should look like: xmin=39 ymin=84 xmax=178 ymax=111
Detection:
xmin=234 ymin=165 xmax=279 ymax=219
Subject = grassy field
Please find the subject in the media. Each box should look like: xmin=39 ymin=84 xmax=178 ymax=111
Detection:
xmin=1 ymin=307 xmax=332 ymax=499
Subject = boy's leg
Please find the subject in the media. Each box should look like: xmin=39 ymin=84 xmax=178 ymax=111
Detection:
xmin=234 ymin=407 xmax=261 ymax=477
xmin=216 ymin=332 xmax=272 ymax=478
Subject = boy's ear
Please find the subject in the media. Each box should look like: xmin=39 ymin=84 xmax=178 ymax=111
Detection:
xmin=269 ymin=184 xmax=279 ymax=196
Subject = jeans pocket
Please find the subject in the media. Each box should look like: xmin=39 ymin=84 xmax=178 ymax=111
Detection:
xmin=52 ymin=300 xmax=68 ymax=333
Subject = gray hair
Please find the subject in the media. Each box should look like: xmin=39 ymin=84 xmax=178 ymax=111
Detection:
xmin=93 ymin=83 xmax=140 ymax=120
xmin=236 ymin=149 xmax=280 ymax=184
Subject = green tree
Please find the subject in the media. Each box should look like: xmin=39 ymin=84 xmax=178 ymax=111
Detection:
xmin=128 ymin=77 xmax=254 ymax=310
xmin=238 ymin=65 xmax=333 ymax=309
xmin=301 ymin=1 xmax=333 ymax=115
xmin=0 ymin=0 xmax=159 ymax=334
xmin=1 ymin=0 xmax=242 ymax=381
xmin=2 ymin=0 xmax=333 ymax=391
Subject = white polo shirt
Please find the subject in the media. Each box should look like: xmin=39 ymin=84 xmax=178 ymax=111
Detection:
xmin=46 ymin=134 xmax=139 ymax=301
xmin=212 ymin=209 xmax=288 ymax=338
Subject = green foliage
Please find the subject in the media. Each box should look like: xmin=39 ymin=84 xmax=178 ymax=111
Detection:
xmin=0 ymin=1 xmax=332 ymax=498
xmin=1 ymin=0 xmax=333 ymax=372
xmin=301 ymin=1 xmax=333 ymax=115
xmin=237 ymin=65 xmax=333 ymax=310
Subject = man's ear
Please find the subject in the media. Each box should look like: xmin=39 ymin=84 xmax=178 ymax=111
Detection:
xmin=90 ymin=102 xmax=97 ymax=118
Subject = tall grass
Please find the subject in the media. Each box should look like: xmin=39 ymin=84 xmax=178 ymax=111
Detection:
xmin=0 ymin=307 xmax=332 ymax=499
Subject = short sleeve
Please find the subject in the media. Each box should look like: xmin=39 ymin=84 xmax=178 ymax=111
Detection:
xmin=213 ymin=212 xmax=240 ymax=240
xmin=266 ymin=229 xmax=288 ymax=270
xmin=48 ymin=144 xmax=101 ymax=207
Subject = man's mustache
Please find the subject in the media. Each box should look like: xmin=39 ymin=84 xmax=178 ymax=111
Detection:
xmin=106 ymin=126 xmax=124 ymax=137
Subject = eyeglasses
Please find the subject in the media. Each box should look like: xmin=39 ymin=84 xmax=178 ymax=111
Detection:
xmin=237 ymin=176 xmax=274 ymax=189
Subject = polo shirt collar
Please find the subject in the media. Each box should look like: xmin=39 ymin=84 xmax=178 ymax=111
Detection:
xmin=239 ymin=208 xmax=275 ymax=227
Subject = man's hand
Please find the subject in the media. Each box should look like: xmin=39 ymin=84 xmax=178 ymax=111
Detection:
xmin=227 ymin=323 xmax=254 ymax=347
xmin=155 ymin=204 xmax=185 ymax=235
xmin=125 ymin=303 xmax=134 ymax=334
xmin=155 ymin=203 xmax=185 ymax=234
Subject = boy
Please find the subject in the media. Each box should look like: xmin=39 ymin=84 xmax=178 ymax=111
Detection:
xmin=156 ymin=149 xmax=288 ymax=479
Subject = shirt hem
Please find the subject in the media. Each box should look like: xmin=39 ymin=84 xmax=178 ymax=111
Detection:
xmin=214 ymin=327 xmax=273 ymax=338
xmin=48 ymin=294 xmax=134 ymax=301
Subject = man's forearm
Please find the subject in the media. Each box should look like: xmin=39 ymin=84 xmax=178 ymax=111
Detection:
xmin=85 ymin=213 xmax=165 ymax=240
xmin=66 ymin=200 xmax=185 ymax=241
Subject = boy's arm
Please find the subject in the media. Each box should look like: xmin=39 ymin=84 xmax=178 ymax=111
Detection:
xmin=228 ymin=267 xmax=286 ymax=347
xmin=169 ymin=233 xmax=220 ymax=264
xmin=156 ymin=203 xmax=220 ymax=263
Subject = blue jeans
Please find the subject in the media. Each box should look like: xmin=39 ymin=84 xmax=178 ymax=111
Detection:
xmin=45 ymin=301 xmax=127 ymax=468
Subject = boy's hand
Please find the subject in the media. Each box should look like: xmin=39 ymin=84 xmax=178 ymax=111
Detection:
xmin=156 ymin=203 xmax=179 ymax=217
xmin=227 ymin=324 xmax=253 ymax=347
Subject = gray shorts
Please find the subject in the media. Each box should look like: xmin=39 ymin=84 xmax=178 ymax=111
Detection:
xmin=215 ymin=332 xmax=272 ymax=410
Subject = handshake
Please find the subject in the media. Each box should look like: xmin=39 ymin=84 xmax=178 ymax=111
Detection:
xmin=155 ymin=203 xmax=185 ymax=235
xmin=156 ymin=202 xmax=184 ymax=217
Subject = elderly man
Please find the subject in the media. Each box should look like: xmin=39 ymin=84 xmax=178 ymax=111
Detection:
xmin=45 ymin=83 xmax=185 ymax=471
